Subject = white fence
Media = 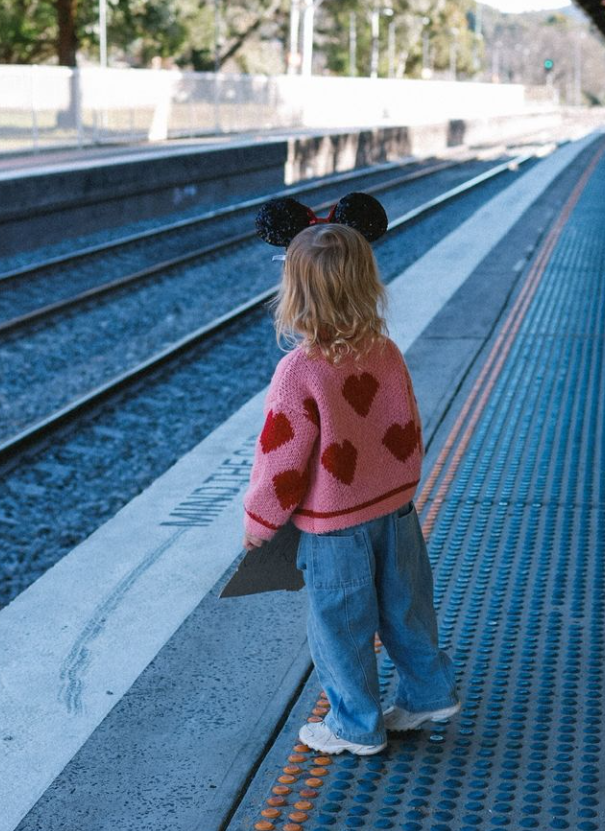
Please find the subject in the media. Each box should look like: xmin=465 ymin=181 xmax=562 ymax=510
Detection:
xmin=0 ymin=64 xmax=559 ymax=154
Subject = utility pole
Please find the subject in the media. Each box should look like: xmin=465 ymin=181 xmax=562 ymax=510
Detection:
xmin=472 ymin=0 xmax=482 ymax=75
xmin=449 ymin=27 xmax=459 ymax=81
xmin=214 ymin=0 xmax=221 ymax=73
xmin=288 ymin=0 xmax=301 ymax=74
xmin=421 ymin=16 xmax=430 ymax=79
xmin=349 ymin=12 xmax=357 ymax=77
xmin=213 ymin=0 xmax=222 ymax=132
xmin=474 ymin=1 xmax=482 ymax=39
xmin=387 ymin=19 xmax=396 ymax=79
xmin=99 ymin=0 xmax=107 ymax=66
xmin=492 ymin=40 xmax=502 ymax=82
xmin=574 ymin=31 xmax=586 ymax=106
xmin=370 ymin=6 xmax=380 ymax=79
xmin=370 ymin=5 xmax=394 ymax=79
xmin=301 ymin=0 xmax=324 ymax=76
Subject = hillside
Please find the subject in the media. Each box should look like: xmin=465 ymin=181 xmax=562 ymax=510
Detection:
xmin=478 ymin=2 xmax=605 ymax=104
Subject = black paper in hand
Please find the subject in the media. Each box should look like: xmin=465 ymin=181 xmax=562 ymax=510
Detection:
xmin=220 ymin=522 xmax=304 ymax=598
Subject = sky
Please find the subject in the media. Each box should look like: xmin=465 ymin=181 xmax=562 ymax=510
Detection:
xmin=482 ymin=0 xmax=571 ymax=11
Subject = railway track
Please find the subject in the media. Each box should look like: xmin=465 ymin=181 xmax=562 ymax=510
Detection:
xmin=0 ymin=141 xmax=545 ymax=338
xmin=0 ymin=155 xmax=424 ymax=286
xmin=5 ymin=130 xmax=601 ymax=607
xmin=0 ymin=149 xmax=534 ymax=470
xmin=0 ymin=155 xmax=461 ymax=334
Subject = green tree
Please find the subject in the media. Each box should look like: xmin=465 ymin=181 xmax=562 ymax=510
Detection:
xmin=175 ymin=0 xmax=288 ymax=72
xmin=314 ymin=0 xmax=476 ymax=80
xmin=0 ymin=0 xmax=480 ymax=75
xmin=429 ymin=0 xmax=475 ymax=78
xmin=0 ymin=0 xmax=57 ymax=63
xmin=0 ymin=0 xmax=190 ymax=66
xmin=99 ymin=0 xmax=188 ymax=66
xmin=315 ymin=0 xmax=361 ymax=76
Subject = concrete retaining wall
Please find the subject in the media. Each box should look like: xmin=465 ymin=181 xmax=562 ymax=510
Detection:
xmin=286 ymin=110 xmax=562 ymax=182
xmin=0 ymin=141 xmax=287 ymax=257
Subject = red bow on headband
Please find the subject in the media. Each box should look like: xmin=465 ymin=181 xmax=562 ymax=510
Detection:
xmin=306 ymin=205 xmax=337 ymax=226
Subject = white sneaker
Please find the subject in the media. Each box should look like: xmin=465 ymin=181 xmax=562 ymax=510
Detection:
xmin=383 ymin=701 xmax=461 ymax=732
xmin=299 ymin=721 xmax=387 ymax=756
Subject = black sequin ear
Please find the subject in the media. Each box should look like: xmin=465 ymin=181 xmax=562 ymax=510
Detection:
xmin=332 ymin=192 xmax=388 ymax=242
xmin=255 ymin=197 xmax=313 ymax=247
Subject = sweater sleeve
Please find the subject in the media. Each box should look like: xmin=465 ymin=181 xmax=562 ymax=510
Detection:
xmin=243 ymin=376 xmax=320 ymax=541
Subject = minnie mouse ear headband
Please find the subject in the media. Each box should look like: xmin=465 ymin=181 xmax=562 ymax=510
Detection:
xmin=255 ymin=191 xmax=388 ymax=248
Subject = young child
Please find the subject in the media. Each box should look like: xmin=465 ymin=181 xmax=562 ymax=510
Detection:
xmin=242 ymin=217 xmax=459 ymax=756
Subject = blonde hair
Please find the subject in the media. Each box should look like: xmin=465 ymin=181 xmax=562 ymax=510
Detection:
xmin=271 ymin=223 xmax=389 ymax=365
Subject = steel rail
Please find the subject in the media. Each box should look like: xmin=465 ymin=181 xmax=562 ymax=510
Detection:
xmin=0 ymin=158 xmax=463 ymax=336
xmin=0 ymin=126 xmax=572 ymax=289
xmin=0 ymin=154 xmax=424 ymax=285
xmin=0 ymin=150 xmax=534 ymax=468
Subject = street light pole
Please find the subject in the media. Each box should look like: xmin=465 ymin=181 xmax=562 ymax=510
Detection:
xmin=288 ymin=0 xmax=301 ymax=74
xmin=449 ymin=27 xmax=459 ymax=81
xmin=301 ymin=0 xmax=324 ymax=76
xmin=492 ymin=40 xmax=502 ymax=82
xmin=421 ymin=16 xmax=430 ymax=78
xmin=99 ymin=0 xmax=107 ymax=67
xmin=214 ymin=0 xmax=221 ymax=73
xmin=370 ymin=5 xmax=394 ymax=80
xmin=349 ymin=12 xmax=357 ymax=77
xmin=388 ymin=19 xmax=396 ymax=79
xmin=472 ymin=1 xmax=482 ymax=75
xmin=370 ymin=6 xmax=380 ymax=79
xmin=574 ymin=31 xmax=586 ymax=106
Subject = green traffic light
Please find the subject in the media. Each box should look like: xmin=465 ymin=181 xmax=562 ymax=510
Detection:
xmin=544 ymin=59 xmax=554 ymax=71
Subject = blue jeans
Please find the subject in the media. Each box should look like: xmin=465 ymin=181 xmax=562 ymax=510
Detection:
xmin=296 ymin=501 xmax=459 ymax=745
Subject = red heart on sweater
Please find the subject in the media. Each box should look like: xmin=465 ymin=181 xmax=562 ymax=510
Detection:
xmin=273 ymin=468 xmax=309 ymax=510
xmin=342 ymin=373 xmax=379 ymax=417
xmin=321 ymin=439 xmax=357 ymax=485
xmin=260 ymin=410 xmax=294 ymax=454
xmin=303 ymin=397 xmax=320 ymax=427
xmin=382 ymin=420 xmax=418 ymax=463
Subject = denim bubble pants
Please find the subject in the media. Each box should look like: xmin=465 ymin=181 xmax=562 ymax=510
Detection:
xmin=296 ymin=501 xmax=459 ymax=746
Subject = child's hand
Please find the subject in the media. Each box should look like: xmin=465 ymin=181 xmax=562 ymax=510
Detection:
xmin=243 ymin=531 xmax=265 ymax=551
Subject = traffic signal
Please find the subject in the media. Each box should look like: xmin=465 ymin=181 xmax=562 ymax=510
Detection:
xmin=544 ymin=58 xmax=554 ymax=72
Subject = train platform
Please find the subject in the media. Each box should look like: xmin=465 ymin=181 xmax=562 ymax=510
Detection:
xmin=0 ymin=129 xmax=308 ymax=178
xmin=3 ymin=109 xmax=603 ymax=180
xmin=1 ymin=130 xmax=604 ymax=831
xmin=0 ymin=115 xmax=592 ymax=181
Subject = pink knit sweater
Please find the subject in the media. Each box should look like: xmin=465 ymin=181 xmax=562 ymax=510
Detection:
xmin=243 ymin=336 xmax=424 ymax=539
